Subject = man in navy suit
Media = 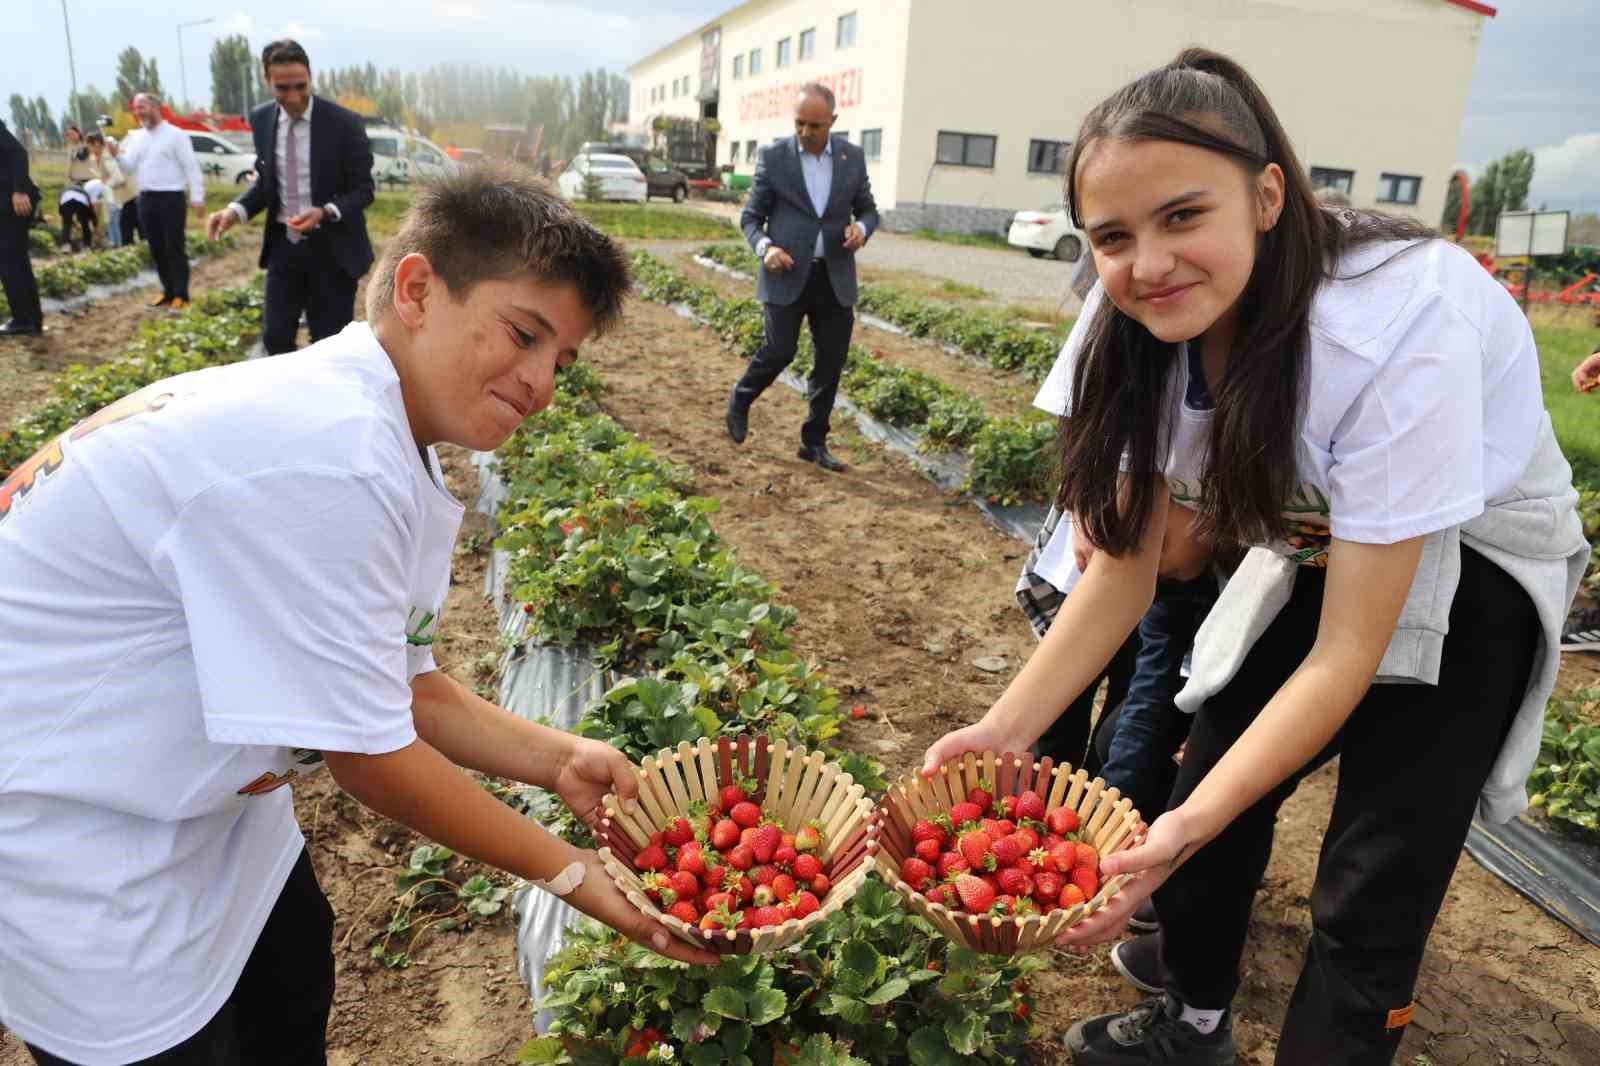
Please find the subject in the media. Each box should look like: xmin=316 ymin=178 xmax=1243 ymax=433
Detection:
xmin=728 ymin=82 xmax=879 ymax=472
xmin=207 ymin=39 xmax=374 ymax=354
xmin=0 ymin=118 xmax=44 ymax=337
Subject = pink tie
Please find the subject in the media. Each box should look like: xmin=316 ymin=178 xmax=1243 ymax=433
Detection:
xmin=284 ymin=117 xmax=302 ymax=244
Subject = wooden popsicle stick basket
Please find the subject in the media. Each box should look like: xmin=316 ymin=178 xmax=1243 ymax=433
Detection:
xmin=594 ymin=735 xmax=879 ymax=955
xmin=873 ymin=751 xmax=1142 ymax=956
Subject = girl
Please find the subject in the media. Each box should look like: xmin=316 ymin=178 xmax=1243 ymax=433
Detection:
xmin=923 ymin=48 xmax=1586 ymax=1066
xmin=59 ymin=126 xmax=98 ymax=251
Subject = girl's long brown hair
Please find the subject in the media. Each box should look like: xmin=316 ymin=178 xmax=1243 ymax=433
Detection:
xmin=1056 ymin=48 xmax=1432 ymax=554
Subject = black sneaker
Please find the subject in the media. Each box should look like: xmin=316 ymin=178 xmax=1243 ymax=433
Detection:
xmin=1110 ymin=931 xmax=1165 ymax=994
xmin=1127 ymin=899 xmax=1160 ymax=932
xmin=1066 ymin=994 xmax=1236 ymax=1065
xmin=1560 ymin=607 xmax=1600 ymax=653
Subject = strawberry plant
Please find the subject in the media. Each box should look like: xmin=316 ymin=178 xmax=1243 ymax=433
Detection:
xmin=1528 ymin=688 xmax=1600 ymax=837
xmin=966 ymin=411 xmax=1058 ymax=506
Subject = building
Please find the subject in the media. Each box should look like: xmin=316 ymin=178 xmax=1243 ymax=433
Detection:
xmin=626 ymin=0 xmax=1496 ymax=233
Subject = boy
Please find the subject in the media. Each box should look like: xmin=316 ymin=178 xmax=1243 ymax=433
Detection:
xmin=0 ymin=164 xmax=717 ymax=1066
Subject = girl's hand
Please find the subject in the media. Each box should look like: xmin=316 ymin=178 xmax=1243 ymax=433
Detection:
xmin=564 ymin=850 xmax=723 ymax=966
xmin=921 ymin=718 xmax=1027 ymax=777
xmin=1054 ymin=809 xmax=1194 ymax=948
xmin=1572 ymin=351 xmax=1600 ymax=394
xmin=551 ymin=737 xmax=641 ymax=828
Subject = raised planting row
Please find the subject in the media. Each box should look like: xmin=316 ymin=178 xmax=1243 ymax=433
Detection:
xmin=491 ymin=364 xmax=1046 ymax=1066
xmin=1 ymin=233 xmax=239 ymax=317
xmin=697 ymin=243 xmax=1072 ymax=382
xmin=0 ymin=278 xmax=263 ymax=478
xmin=632 ymin=250 xmax=1057 ymax=507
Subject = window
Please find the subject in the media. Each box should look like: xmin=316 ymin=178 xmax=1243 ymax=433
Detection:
xmin=370 ymin=136 xmax=399 ymax=158
xmin=776 ymin=37 xmax=791 ymax=67
xmin=730 ymin=141 xmax=741 ymax=163
xmin=861 ymin=128 xmax=882 ymax=161
xmin=1377 ymin=173 xmax=1421 ymax=205
xmin=1027 ymin=139 xmax=1069 ymax=175
xmin=733 ymin=54 xmax=743 ymax=79
xmin=799 ymin=28 xmax=815 ymax=60
xmin=837 ymin=11 xmax=857 ymax=48
xmin=1310 ymin=167 xmax=1354 ymax=195
xmin=749 ymin=48 xmax=762 ymax=74
xmin=936 ymin=130 xmax=996 ymax=168
xmin=746 ymin=139 xmax=758 ymax=163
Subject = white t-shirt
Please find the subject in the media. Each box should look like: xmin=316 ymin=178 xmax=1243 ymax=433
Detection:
xmin=1035 ymin=238 xmax=1543 ymax=566
xmin=0 ymin=323 xmax=463 ymax=1064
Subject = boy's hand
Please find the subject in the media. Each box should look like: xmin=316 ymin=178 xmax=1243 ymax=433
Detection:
xmin=566 ymin=851 xmax=722 ymax=966
xmin=552 ymin=737 xmax=642 ymax=826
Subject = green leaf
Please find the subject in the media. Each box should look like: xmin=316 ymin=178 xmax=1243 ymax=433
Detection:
xmin=864 ymin=976 xmax=911 ymax=1005
xmin=906 ymin=1025 xmax=965 ymax=1066
xmin=746 ymin=987 xmax=788 ymax=1026
xmin=703 ymin=985 xmax=746 ymax=1020
xmin=516 ymin=1036 xmax=567 ymax=1063
xmin=720 ymin=1021 xmax=754 ymax=1054
xmin=840 ymin=939 xmax=885 ymax=985
xmin=943 ymin=1013 xmax=986 ymax=1055
xmin=827 ymin=993 xmax=869 ymax=1025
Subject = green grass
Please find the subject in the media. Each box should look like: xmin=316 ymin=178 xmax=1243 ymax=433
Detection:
xmin=1537 ymin=312 xmax=1600 ymax=486
xmin=910 ymin=227 xmax=1010 ymax=251
xmin=573 ymin=202 xmax=735 ymax=240
xmin=938 ymin=279 xmax=991 ymax=300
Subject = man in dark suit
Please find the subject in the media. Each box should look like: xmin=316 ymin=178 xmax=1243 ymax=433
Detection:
xmin=207 ymin=39 xmax=374 ymax=354
xmin=728 ymin=82 xmax=879 ymax=472
xmin=0 ymin=118 xmax=44 ymax=338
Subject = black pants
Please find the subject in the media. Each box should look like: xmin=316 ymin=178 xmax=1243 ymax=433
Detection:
xmin=59 ymin=199 xmax=95 ymax=248
xmin=119 ymin=199 xmax=142 ymax=245
xmin=1155 ymin=546 xmax=1538 ymax=1065
xmin=1035 ymin=631 xmax=1139 ymax=774
xmin=262 ymin=229 xmax=360 ymax=354
xmin=732 ymin=261 xmax=854 ymax=448
xmin=139 ymin=191 xmax=190 ymax=301
xmin=27 ymin=849 xmax=335 ymax=1066
xmin=0 ymin=211 xmax=43 ymax=328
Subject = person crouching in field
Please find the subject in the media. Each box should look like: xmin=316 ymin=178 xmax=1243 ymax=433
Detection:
xmin=0 ymin=163 xmax=719 ymax=1066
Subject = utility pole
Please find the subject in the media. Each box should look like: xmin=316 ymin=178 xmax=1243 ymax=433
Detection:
xmin=60 ymin=0 xmax=84 ymax=129
xmin=177 ymin=16 xmax=216 ymax=111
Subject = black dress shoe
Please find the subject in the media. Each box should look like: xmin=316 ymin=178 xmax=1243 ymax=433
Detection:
xmin=0 ymin=320 xmax=44 ymax=337
xmin=797 ymin=444 xmax=847 ymax=472
xmin=726 ymin=397 xmax=749 ymax=444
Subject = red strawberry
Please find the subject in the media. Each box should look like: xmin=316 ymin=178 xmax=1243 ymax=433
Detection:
xmin=937 ymin=852 xmax=970 ymax=879
xmin=850 ymin=703 xmax=867 ymax=720
xmin=926 ymin=883 xmax=956 ymax=907
xmin=751 ymin=864 xmax=779 ymax=886
xmin=668 ymin=900 xmax=699 ymax=923
xmin=752 ymin=824 xmax=782 ymax=864
xmin=959 ymin=829 xmax=995 ymax=872
xmin=1000 ymin=794 xmax=1020 ymax=819
xmin=793 ymin=891 xmax=820 ymax=918
xmin=711 ymin=818 xmax=741 ymax=852
xmin=996 ymin=867 xmax=1032 ymax=897
xmin=772 ymin=874 xmax=798 ymax=901
xmin=668 ymin=870 xmax=700 ymax=899
xmin=1074 ymin=843 xmax=1099 ymax=870
xmin=996 ymin=819 xmax=1018 ymax=838
xmin=718 ymin=783 xmax=750 ymax=812
xmin=781 ymin=833 xmax=797 ymax=850
xmin=1012 ymin=826 xmax=1039 ymax=854
xmin=1070 ymin=865 xmax=1099 ymax=900
xmin=635 ymin=844 xmax=668 ymax=872
xmin=700 ymin=907 xmax=734 ymax=931
xmin=740 ymin=827 xmax=759 ymax=846
xmin=730 ymin=802 xmax=762 ymax=829
xmin=899 ymin=857 xmax=933 ymax=891
xmin=991 ymin=894 xmax=1018 ymax=916
xmin=1058 ymin=883 xmax=1087 ymax=909
xmin=649 ymin=831 xmax=666 ymax=847
xmin=702 ymin=891 xmax=734 ymax=913
xmin=791 ymin=853 xmax=822 ymax=882
xmin=1029 ymin=846 xmax=1056 ymax=873
xmin=915 ymin=838 xmax=942 ymax=862
xmin=968 ymin=781 xmax=994 ymax=813
xmin=663 ymin=817 xmax=695 ymax=847
xmin=700 ymin=860 xmax=727 ymax=888
xmin=737 ymin=908 xmax=757 ymax=929
xmin=778 ymin=903 xmax=797 ymax=922
xmin=949 ymin=801 xmax=984 ymax=826
xmin=640 ymin=872 xmax=671 ymax=900
xmin=1015 ymin=790 xmax=1047 ymax=822
xmin=990 ymin=834 xmax=1024 ymax=868
xmin=980 ymin=818 xmax=1004 ymax=837
xmin=675 ymin=844 xmax=706 ymax=876
xmin=729 ymin=873 xmax=754 ymax=903
xmin=1033 ymin=870 xmax=1065 ymax=906
xmin=912 ymin=816 xmax=951 ymax=846
xmin=1048 ymin=840 xmax=1078 ymax=872
xmin=1047 ymin=806 xmax=1081 ymax=835
xmin=726 ymin=844 xmax=755 ymax=871
xmin=773 ymin=845 xmax=799 ymax=867
xmin=809 ymin=873 xmax=831 ymax=897
xmin=751 ymin=905 xmax=785 ymax=927
xmin=954 ymin=874 xmax=996 ymax=914
xmin=795 ymin=824 xmax=824 ymax=853
xmin=1015 ymin=853 xmax=1038 ymax=879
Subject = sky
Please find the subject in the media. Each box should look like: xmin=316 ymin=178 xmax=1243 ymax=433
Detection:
xmin=8 ymin=0 xmax=1597 ymax=212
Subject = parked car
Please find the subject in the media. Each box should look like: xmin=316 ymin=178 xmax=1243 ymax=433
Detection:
xmin=185 ymin=131 xmax=257 ymax=185
xmin=1007 ymin=203 xmax=1085 ymax=261
xmin=577 ymin=142 xmax=689 ymax=203
xmin=365 ymin=125 xmax=459 ymax=187
xmin=557 ymin=153 xmax=648 ymax=204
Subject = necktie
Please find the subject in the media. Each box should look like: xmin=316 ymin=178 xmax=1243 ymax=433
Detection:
xmin=285 ymin=117 xmax=303 ymax=244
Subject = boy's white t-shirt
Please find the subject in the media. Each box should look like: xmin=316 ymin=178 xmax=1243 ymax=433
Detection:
xmin=1034 ymin=238 xmax=1543 ymax=565
xmin=0 ymin=322 xmax=464 ymax=1064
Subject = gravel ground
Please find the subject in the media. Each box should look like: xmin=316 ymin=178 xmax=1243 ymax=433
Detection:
xmin=685 ymin=200 xmax=1085 ymax=315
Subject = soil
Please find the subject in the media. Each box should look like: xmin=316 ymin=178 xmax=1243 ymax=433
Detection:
xmin=4 ymin=252 xmax=1598 ymax=1066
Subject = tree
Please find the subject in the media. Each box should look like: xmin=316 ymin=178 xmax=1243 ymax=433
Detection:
xmin=67 ymin=85 xmax=113 ymax=129
xmin=1467 ymin=160 xmax=1501 ymax=236
xmin=9 ymin=94 xmax=28 ymax=134
xmin=1439 ymin=170 xmax=1467 ymax=237
xmin=1498 ymin=148 xmax=1535 ymax=214
xmin=210 ymin=34 xmax=256 ymax=115
xmin=142 ymin=58 xmax=165 ymax=102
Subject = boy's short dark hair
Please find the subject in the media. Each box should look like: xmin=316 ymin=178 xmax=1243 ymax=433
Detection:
xmin=261 ymin=39 xmax=311 ymax=71
xmin=366 ymin=161 xmax=631 ymax=333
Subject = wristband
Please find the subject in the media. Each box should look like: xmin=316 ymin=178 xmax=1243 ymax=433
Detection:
xmin=529 ymin=860 xmax=585 ymax=897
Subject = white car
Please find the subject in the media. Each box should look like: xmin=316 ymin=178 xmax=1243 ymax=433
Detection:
xmin=557 ymin=153 xmax=648 ymax=204
xmin=186 ymin=131 xmax=258 ymax=185
xmin=1007 ymin=203 xmax=1086 ymax=262
xmin=366 ymin=127 xmax=459 ymax=187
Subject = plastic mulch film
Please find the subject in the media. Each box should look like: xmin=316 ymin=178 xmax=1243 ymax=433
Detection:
xmin=1465 ymin=814 xmax=1600 ymax=947
xmin=39 ymin=257 xmax=209 ymax=314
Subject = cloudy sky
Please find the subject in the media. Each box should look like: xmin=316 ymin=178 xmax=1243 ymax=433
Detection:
xmin=9 ymin=0 xmax=1596 ymax=211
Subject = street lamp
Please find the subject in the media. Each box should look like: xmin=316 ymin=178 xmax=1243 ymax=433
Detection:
xmin=177 ymin=16 xmax=216 ymax=111
xmin=60 ymin=0 xmax=85 ymax=131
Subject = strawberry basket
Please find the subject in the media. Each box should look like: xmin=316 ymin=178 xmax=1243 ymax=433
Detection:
xmin=873 ymin=751 xmax=1142 ymax=956
xmin=594 ymin=736 xmax=879 ymax=955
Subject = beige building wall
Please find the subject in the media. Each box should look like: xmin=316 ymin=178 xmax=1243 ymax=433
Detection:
xmin=631 ymin=31 xmax=706 ymax=130
xmin=896 ymin=0 xmax=1485 ymax=227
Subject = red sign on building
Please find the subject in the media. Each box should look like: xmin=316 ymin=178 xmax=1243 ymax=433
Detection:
xmin=739 ymin=68 xmax=863 ymax=121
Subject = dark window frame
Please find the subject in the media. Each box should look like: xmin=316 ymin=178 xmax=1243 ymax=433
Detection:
xmin=861 ymin=128 xmax=882 ymax=162
xmin=1310 ymin=166 xmax=1355 ymax=194
xmin=936 ymin=130 xmax=997 ymax=169
xmin=837 ymin=11 xmax=857 ymax=48
xmin=799 ymin=27 xmax=816 ymax=60
xmin=776 ymin=36 xmax=792 ymax=68
xmin=1027 ymin=138 xmax=1069 ymax=175
xmin=1376 ymin=172 xmax=1422 ymax=205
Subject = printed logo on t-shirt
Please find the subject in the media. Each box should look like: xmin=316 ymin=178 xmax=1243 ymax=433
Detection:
xmin=1165 ymin=476 xmax=1333 ymax=567
xmin=0 ymin=386 xmax=178 ymax=526
xmin=236 ymin=769 xmax=299 ymax=796
xmin=406 ymin=606 xmax=439 ymax=647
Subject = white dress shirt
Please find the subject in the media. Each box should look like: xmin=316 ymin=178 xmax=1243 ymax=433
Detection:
xmin=118 ymin=122 xmax=204 ymax=204
xmin=229 ymin=98 xmax=341 ymax=226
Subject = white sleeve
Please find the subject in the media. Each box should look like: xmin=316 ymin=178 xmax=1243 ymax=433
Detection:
xmin=119 ymin=131 xmax=145 ymax=174
xmin=179 ymin=133 xmax=205 ymax=204
xmin=154 ymin=467 xmax=419 ymax=754
xmin=1033 ymin=283 xmax=1105 ymax=417
xmin=1326 ymin=298 xmax=1487 ymax=544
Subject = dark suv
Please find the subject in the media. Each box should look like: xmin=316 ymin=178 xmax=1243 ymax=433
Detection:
xmin=579 ymin=143 xmax=689 ymax=202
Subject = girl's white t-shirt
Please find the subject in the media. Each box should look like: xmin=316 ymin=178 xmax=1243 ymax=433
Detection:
xmin=0 ymin=322 xmax=463 ymax=1064
xmin=1035 ymin=238 xmax=1543 ymax=566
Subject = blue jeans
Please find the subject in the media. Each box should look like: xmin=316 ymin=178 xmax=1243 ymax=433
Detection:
xmin=106 ymin=203 xmax=123 ymax=247
xmin=1100 ymin=574 xmax=1218 ymax=821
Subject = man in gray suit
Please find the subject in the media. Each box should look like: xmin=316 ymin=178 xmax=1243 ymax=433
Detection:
xmin=727 ymin=83 xmax=879 ymax=472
